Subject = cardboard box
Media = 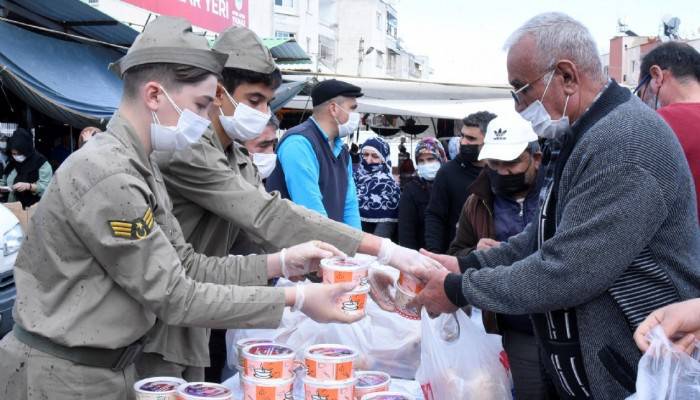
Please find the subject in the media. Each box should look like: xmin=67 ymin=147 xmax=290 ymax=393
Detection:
xmin=3 ymin=202 xmax=36 ymax=235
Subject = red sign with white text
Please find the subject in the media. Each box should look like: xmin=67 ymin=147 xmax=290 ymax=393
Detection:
xmin=123 ymin=0 xmax=248 ymax=32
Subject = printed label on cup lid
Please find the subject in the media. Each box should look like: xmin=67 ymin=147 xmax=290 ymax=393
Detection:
xmin=302 ymin=375 xmax=357 ymax=386
xmin=246 ymin=343 xmax=294 ymax=357
xmin=182 ymin=383 xmax=231 ymax=397
xmin=323 ymin=256 xmax=365 ymax=268
xmin=309 ymin=345 xmax=356 ymax=357
xmin=140 ymin=380 xmax=181 ymax=392
xmin=356 ymin=372 xmax=390 ymax=387
xmin=237 ymin=338 xmax=273 ymax=347
xmin=361 ymin=392 xmax=412 ymax=400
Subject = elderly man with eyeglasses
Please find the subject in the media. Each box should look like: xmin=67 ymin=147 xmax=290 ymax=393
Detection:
xmin=415 ymin=12 xmax=700 ymax=400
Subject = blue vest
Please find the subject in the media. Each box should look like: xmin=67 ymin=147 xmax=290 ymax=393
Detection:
xmin=266 ymin=119 xmax=350 ymax=223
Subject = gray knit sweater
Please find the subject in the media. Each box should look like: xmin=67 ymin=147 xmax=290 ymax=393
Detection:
xmin=450 ymin=82 xmax=700 ymax=399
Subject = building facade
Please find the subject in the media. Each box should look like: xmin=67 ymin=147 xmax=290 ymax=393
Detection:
xmin=334 ymin=0 xmax=429 ymax=79
xmin=601 ymin=35 xmax=700 ymax=88
xmin=83 ymin=0 xmax=430 ymax=79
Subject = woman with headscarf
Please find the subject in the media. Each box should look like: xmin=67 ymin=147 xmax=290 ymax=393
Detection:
xmin=398 ymin=137 xmax=447 ymax=250
xmin=353 ymin=136 xmax=400 ymax=238
xmin=1 ymin=127 xmax=53 ymax=208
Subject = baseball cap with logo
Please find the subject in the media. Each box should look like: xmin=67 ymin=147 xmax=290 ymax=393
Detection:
xmin=478 ymin=115 xmax=538 ymax=161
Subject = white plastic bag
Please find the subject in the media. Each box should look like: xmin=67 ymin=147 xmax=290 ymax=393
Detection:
xmin=626 ymin=325 xmax=700 ymax=400
xmin=415 ymin=309 xmax=512 ymax=400
xmin=227 ymin=272 xmax=422 ymax=379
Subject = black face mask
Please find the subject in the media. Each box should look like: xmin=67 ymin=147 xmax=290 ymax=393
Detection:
xmin=459 ymin=144 xmax=480 ymax=162
xmin=488 ymin=168 xmax=530 ymax=197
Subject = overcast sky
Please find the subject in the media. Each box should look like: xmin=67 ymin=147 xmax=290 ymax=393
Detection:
xmin=394 ymin=0 xmax=700 ymax=85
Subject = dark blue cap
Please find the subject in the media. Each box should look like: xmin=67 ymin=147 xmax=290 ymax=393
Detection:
xmin=311 ymin=79 xmax=363 ymax=107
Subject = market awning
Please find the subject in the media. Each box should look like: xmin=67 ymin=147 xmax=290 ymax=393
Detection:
xmin=271 ymin=81 xmax=308 ymax=112
xmin=0 ymin=0 xmax=138 ymax=48
xmin=262 ymin=38 xmax=312 ymax=63
xmin=285 ymin=74 xmax=511 ymax=101
xmin=283 ymin=97 xmax=518 ymax=120
xmin=280 ymin=74 xmax=517 ymax=120
xmin=0 ymin=21 xmax=124 ymax=128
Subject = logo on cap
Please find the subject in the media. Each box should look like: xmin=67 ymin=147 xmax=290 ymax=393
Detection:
xmin=493 ymin=128 xmax=507 ymax=141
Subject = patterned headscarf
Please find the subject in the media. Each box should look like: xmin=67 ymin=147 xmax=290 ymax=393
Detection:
xmin=415 ymin=137 xmax=447 ymax=164
xmin=353 ymin=136 xmax=401 ymax=223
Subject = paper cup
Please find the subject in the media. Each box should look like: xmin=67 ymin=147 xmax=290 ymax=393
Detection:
xmin=353 ymin=371 xmax=391 ymax=399
xmin=133 ymin=377 xmax=187 ymax=400
xmin=304 ymin=344 xmax=358 ymax=381
xmin=335 ymin=285 xmax=370 ymax=315
xmin=395 ymin=285 xmax=420 ymax=320
xmin=397 ymin=272 xmax=424 ymax=294
xmin=321 ymin=257 xmax=369 ymax=288
xmin=360 ymin=391 xmax=413 ymax=400
xmin=242 ymin=343 xmax=296 ymax=380
xmin=303 ymin=376 xmax=356 ymax=400
xmin=242 ymin=373 xmax=295 ymax=400
xmin=176 ymin=382 xmax=233 ymax=400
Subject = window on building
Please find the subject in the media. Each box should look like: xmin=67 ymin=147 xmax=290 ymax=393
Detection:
xmin=319 ymin=35 xmax=336 ymax=65
xmin=387 ymin=50 xmax=398 ymax=73
xmin=632 ymin=60 xmax=636 ymax=72
xmin=386 ymin=12 xmax=398 ymax=38
xmin=376 ymin=50 xmax=385 ymax=69
xmin=376 ymin=12 xmax=382 ymax=30
xmin=410 ymin=61 xmax=422 ymax=78
xmin=275 ymin=31 xmax=296 ymax=39
xmin=275 ymin=0 xmax=294 ymax=7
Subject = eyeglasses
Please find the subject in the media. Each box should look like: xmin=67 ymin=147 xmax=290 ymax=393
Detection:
xmin=634 ymin=75 xmax=651 ymax=98
xmin=510 ymin=70 xmax=553 ymax=106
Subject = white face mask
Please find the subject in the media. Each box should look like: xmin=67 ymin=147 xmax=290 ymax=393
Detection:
xmin=333 ymin=104 xmax=360 ymax=138
xmin=150 ymin=87 xmax=210 ymax=152
xmin=416 ymin=161 xmax=441 ymax=181
xmin=252 ymin=152 xmax=278 ymax=179
xmin=13 ymin=154 xmax=26 ymax=163
xmin=519 ymin=71 xmax=570 ymax=140
xmin=219 ymin=88 xmax=271 ymax=142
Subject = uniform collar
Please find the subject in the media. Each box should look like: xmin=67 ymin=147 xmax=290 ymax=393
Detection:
xmin=208 ymin=127 xmax=252 ymax=168
xmin=106 ymin=111 xmax=151 ymax=169
xmin=205 ymin=127 xmax=225 ymax=153
xmin=231 ymin=142 xmax=252 ymax=167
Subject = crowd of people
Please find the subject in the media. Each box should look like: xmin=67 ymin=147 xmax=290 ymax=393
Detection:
xmin=0 ymin=10 xmax=698 ymax=400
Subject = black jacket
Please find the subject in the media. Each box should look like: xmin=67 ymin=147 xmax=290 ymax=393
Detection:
xmin=423 ymin=154 xmax=482 ymax=252
xmin=398 ymin=177 xmax=432 ymax=250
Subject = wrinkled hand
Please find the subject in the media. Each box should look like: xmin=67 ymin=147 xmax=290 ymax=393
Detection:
xmin=476 ymin=238 xmax=501 ymax=252
xmin=411 ymin=267 xmax=458 ymax=318
xmin=419 ymin=249 xmax=460 ymax=274
xmin=282 ymin=240 xmax=345 ymax=278
xmin=12 ymin=182 xmax=31 ymax=192
xmin=300 ymin=282 xmax=365 ymax=324
xmin=378 ymin=239 xmax=444 ymax=276
xmin=634 ymin=298 xmax=700 ymax=353
xmin=368 ymin=270 xmax=396 ymax=312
